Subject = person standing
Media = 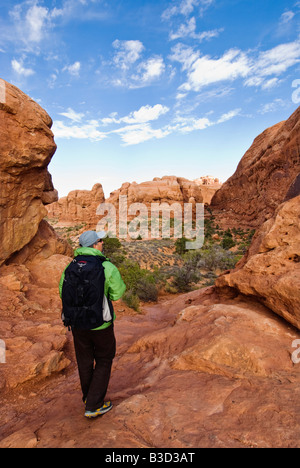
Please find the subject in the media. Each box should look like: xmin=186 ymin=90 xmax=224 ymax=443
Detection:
xmin=59 ymin=231 xmax=126 ymax=419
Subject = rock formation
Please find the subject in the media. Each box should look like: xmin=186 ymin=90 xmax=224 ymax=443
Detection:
xmin=216 ymin=194 xmax=300 ymax=330
xmin=0 ymin=79 xmax=72 ymax=391
xmin=46 ymin=183 xmax=105 ymax=228
xmin=106 ymin=175 xmax=219 ymax=210
xmin=0 ymin=79 xmax=60 ymax=266
xmin=1 ymin=81 xmax=300 ymax=448
xmin=46 ymin=176 xmax=221 ymax=229
xmin=210 ymin=106 xmax=300 ymax=229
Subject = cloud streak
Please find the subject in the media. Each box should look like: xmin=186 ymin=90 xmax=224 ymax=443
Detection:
xmin=53 ymin=103 xmax=240 ymax=145
xmin=170 ymin=39 xmax=300 ymax=94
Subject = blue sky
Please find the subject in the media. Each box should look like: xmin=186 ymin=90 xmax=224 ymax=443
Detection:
xmin=1 ymin=0 xmax=300 ymax=198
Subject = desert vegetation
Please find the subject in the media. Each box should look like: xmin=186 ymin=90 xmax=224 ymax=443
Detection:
xmin=47 ymin=210 xmax=255 ymax=312
xmin=99 ymin=212 xmax=256 ymax=310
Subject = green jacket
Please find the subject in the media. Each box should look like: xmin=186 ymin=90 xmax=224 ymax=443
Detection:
xmin=59 ymin=247 xmax=126 ymax=330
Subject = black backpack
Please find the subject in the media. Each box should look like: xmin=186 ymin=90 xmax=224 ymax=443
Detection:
xmin=61 ymin=255 xmax=112 ymax=330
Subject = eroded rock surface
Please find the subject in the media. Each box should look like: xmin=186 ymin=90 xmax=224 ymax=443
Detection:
xmin=210 ymin=106 xmax=300 ymax=229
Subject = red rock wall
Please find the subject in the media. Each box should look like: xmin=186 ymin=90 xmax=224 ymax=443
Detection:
xmin=210 ymin=106 xmax=300 ymax=229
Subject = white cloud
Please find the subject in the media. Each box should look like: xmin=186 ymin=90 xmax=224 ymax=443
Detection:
xmin=217 ymin=108 xmax=241 ymax=123
xmin=113 ymin=40 xmax=144 ymax=70
xmin=162 ymin=0 xmax=214 ymax=20
xmin=176 ymin=48 xmax=250 ymax=92
xmin=169 ymin=16 xmax=222 ymax=41
xmin=261 ymin=78 xmax=282 ymax=90
xmin=25 ymin=3 xmax=48 ymax=42
xmin=110 ymin=39 xmax=166 ymax=88
xmin=112 ymin=123 xmax=171 ymax=146
xmin=63 ymin=61 xmax=81 ymax=76
xmin=169 ymin=107 xmax=239 ymax=134
xmin=122 ymin=104 xmax=169 ymax=124
xmin=9 ymin=1 xmax=51 ymax=48
xmin=280 ymin=11 xmax=295 ymax=24
xmin=11 ymin=58 xmax=35 ymax=76
xmin=170 ymin=39 xmax=300 ymax=93
xmin=133 ymin=57 xmax=165 ymax=85
xmin=59 ymin=108 xmax=85 ymax=122
xmin=254 ymin=41 xmax=300 ymax=77
xmin=172 ymin=116 xmax=212 ymax=133
xmin=101 ymin=104 xmax=169 ymax=125
xmin=52 ymin=120 xmax=107 ymax=141
xmin=258 ymin=99 xmax=287 ymax=115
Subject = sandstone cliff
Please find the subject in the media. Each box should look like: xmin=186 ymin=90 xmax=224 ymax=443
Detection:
xmin=0 ymin=80 xmax=72 ymax=391
xmin=0 ymin=79 xmax=61 ymax=266
xmin=46 ymin=176 xmax=221 ymax=228
xmin=46 ymin=183 xmax=105 ymax=228
xmin=216 ymin=194 xmax=300 ymax=330
xmin=107 ymin=175 xmax=215 ymax=208
xmin=210 ymin=106 xmax=300 ymax=229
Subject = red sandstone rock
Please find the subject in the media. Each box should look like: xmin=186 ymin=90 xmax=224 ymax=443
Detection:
xmin=0 ymin=79 xmax=59 ymax=266
xmin=0 ymin=80 xmax=72 ymax=390
xmin=46 ymin=176 xmax=221 ymax=229
xmin=210 ymin=106 xmax=300 ymax=229
xmin=216 ymin=195 xmax=300 ymax=330
xmin=107 ymin=175 xmax=217 ymax=210
xmin=0 ymin=288 xmax=299 ymax=448
xmin=46 ymin=183 xmax=105 ymax=228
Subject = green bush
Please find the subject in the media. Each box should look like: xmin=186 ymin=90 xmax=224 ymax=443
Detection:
xmin=118 ymin=258 xmax=159 ymax=305
xmin=135 ymin=277 xmax=158 ymax=302
xmin=123 ymin=290 xmax=140 ymax=312
xmin=221 ymin=229 xmax=236 ymax=250
xmin=171 ymin=260 xmax=200 ymax=293
xmin=185 ymin=244 xmax=238 ymax=272
xmin=175 ymin=237 xmax=190 ymax=256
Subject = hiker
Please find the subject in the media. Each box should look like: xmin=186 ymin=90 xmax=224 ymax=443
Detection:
xmin=59 ymin=230 xmax=126 ymax=419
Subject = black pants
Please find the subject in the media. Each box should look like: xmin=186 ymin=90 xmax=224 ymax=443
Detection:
xmin=72 ymin=325 xmax=116 ymax=412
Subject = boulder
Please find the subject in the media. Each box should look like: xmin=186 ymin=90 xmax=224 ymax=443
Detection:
xmin=216 ymin=195 xmax=300 ymax=330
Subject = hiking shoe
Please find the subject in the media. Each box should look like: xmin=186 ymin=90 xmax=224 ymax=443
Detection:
xmin=84 ymin=401 xmax=113 ymax=419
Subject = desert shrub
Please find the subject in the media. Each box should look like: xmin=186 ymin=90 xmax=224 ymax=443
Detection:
xmin=171 ymin=260 xmax=200 ymax=293
xmin=185 ymin=244 xmax=238 ymax=272
xmin=135 ymin=277 xmax=158 ymax=302
xmin=118 ymin=258 xmax=160 ymax=305
xmin=175 ymin=237 xmax=190 ymax=256
xmin=221 ymin=229 xmax=236 ymax=250
xmin=102 ymin=237 xmax=126 ymax=266
xmin=123 ymin=290 xmax=140 ymax=312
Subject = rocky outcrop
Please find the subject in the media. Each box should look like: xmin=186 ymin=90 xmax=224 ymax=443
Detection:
xmin=216 ymin=195 xmax=300 ymax=330
xmin=0 ymin=80 xmax=72 ymax=391
xmin=46 ymin=183 xmax=105 ymax=228
xmin=0 ymin=79 xmax=59 ymax=266
xmin=210 ymin=106 xmax=300 ymax=229
xmin=107 ymin=175 xmax=218 ymax=209
xmin=46 ymin=176 xmax=221 ymax=228
xmin=0 ymin=256 xmax=71 ymax=390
